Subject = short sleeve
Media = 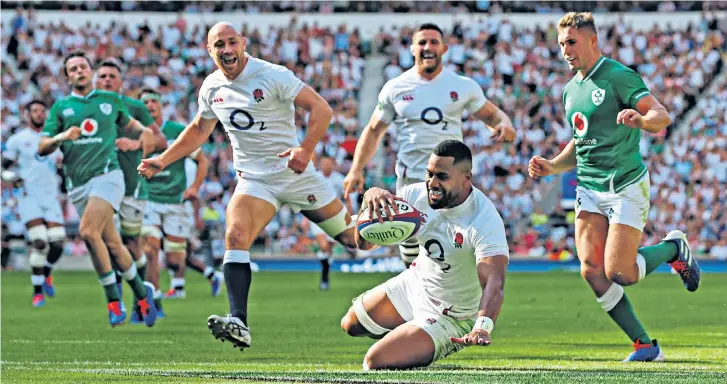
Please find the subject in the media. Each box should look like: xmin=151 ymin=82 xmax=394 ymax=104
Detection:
xmin=42 ymin=102 xmax=61 ymax=137
xmin=197 ymin=84 xmax=217 ymax=119
xmin=135 ymin=103 xmax=155 ymax=127
xmin=464 ymin=79 xmax=487 ymax=114
xmin=612 ymin=69 xmax=650 ymax=109
xmin=3 ymin=137 xmax=18 ymax=161
xmin=274 ymin=68 xmax=305 ymax=103
xmin=473 ymin=207 xmax=510 ymax=261
xmin=373 ymin=82 xmax=396 ymax=124
xmin=115 ymin=97 xmax=131 ymax=128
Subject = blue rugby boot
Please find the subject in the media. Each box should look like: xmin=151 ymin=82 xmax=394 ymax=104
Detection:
xmin=663 ymin=230 xmax=700 ymax=292
xmin=624 ymin=339 xmax=665 ymax=362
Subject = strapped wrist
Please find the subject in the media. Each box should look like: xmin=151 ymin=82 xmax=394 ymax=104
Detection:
xmin=473 ymin=316 xmax=494 ymax=333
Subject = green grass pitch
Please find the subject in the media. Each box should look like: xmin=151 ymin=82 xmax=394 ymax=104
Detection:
xmin=2 ymin=270 xmax=726 ymax=383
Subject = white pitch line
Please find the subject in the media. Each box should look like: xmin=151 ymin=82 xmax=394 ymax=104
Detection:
xmin=6 ymin=339 xmax=173 ymax=345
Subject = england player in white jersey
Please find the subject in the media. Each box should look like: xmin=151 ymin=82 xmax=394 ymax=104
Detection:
xmin=138 ymin=22 xmax=367 ymax=350
xmin=309 ymin=153 xmax=354 ymax=291
xmin=343 ymin=23 xmax=516 ymax=268
xmin=341 ymin=140 xmax=509 ymax=370
xmin=2 ymin=100 xmax=66 ymax=307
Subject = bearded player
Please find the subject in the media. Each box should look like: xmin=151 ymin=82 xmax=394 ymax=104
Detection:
xmin=341 ymin=140 xmax=508 ymax=370
xmin=3 ymin=100 xmax=65 ymax=307
xmin=343 ymin=23 xmax=516 ymax=268
xmin=528 ymin=12 xmax=700 ymax=362
xmin=38 ymin=50 xmax=158 ymax=327
xmin=138 ymin=22 xmax=367 ymax=349
xmin=95 ymin=59 xmax=167 ymax=299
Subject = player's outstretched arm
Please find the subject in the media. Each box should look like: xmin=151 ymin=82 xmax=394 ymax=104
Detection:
xmin=616 ymin=95 xmax=671 ymax=134
xmin=343 ymin=113 xmax=390 ymax=199
xmin=138 ymin=114 xmax=218 ymax=179
xmin=38 ymin=127 xmax=82 ymax=156
xmin=528 ymin=138 xmax=576 ymax=178
xmin=451 ymin=255 xmax=508 ymax=347
xmin=473 ymin=101 xmax=516 ymax=142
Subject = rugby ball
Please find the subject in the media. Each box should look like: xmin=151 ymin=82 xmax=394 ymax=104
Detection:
xmin=357 ymin=198 xmax=422 ymax=246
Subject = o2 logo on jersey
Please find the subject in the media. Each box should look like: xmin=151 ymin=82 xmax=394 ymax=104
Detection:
xmin=421 ymin=107 xmax=448 ymax=130
xmin=229 ymin=109 xmax=266 ymax=131
xmin=424 ymin=239 xmax=451 ymax=273
xmin=571 ymin=112 xmax=589 ymax=137
xmin=81 ymin=118 xmax=99 ymax=136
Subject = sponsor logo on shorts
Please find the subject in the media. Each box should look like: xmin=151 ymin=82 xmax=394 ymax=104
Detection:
xmin=426 ymin=318 xmax=437 ymax=325
xmin=307 ymin=194 xmax=317 ymax=205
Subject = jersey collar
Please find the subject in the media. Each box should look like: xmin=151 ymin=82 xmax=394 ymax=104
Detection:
xmin=70 ymin=89 xmax=96 ymax=99
xmin=578 ymin=56 xmax=606 ymax=83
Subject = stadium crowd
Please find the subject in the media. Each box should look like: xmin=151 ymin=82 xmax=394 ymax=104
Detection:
xmin=1 ymin=6 xmax=726 ymax=265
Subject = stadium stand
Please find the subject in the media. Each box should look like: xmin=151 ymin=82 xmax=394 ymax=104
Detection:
xmin=1 ymin=4 xmax=725 ymax=266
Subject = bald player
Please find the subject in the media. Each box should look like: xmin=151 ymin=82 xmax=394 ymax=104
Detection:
xmin=343 ymin=23 xmax=516 ymax=268
xmin=138 ymin=22 xmax=372 ymax=350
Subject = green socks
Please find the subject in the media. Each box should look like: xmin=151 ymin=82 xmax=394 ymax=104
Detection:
xmin=638 ymin=241 xmax=679 ymax=277
xmin=598 ymin=283 xmax=651 ymax=345
xmin=99 ymin=271 xmax=120 ymax=303
xmin=122 ymin=264 xmax=148 ymax=300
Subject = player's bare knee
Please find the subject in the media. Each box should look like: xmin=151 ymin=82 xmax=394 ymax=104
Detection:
xmin=341 ymin=309 xmax=367 ymax=337
xmin=31 ymin=239 xmax=47 ymax=250
xmin=79 ymin=226 xmax=101 ymax=243
xmin=606 ymin=269 xmax=638 ymax=286
xmin=363 ymin=349 xmax=386 ymax=370
xmin=335 ymin=230 xmax=358 ymax=249
xmin=225 ymin=223 xmax=252 ymax=249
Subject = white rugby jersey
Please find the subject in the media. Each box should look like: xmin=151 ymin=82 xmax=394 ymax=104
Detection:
xmin=3 ymin=128 xmax=62 ymax=196
xmin=198 ymin=54 xmax=305 ymax=177
xmin=375 ymin=68 xmax=487 ymax=181
xmin=319 ymin=170 xmax=345 ymax=199
xmin=398 ymin=183 xmax=509 ymax=319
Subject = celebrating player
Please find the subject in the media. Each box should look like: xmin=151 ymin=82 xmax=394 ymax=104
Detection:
xmin=343 ymin=23 xmax=516 ymax=268
xmin=340 ymin=140 xmax=509 ymax=370
xmin=527 ymin=12 xmax=700 ymax=361
xmin=95 ymin=58 xmax=166 ymax=299
xmin=3 ymin=100 xmax=65 ymax=307
xmin=137 ymin=22 xmax=366 ymax=349
xmin=137 ymin=86 xmax=214 ymax=321
xmin=38 ymin=50 xmax=158 ymax=327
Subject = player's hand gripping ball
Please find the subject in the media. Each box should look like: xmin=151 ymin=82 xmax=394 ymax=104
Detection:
xmin=357 ymin=196 xmax=422 ymax=246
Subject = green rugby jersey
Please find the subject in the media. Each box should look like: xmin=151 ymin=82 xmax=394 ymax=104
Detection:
xmin=42 ymin=89 xmax=130 ymax=189
xmin=562 ymin=56 xmax=651 ymax=193
xmin=118 ymin=94 xmax=155 ymax=199
xmin=146 ymin=121 xmax=189 ymax=204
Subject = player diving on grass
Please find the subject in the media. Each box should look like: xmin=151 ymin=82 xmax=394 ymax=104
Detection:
xmin=341 ymin=140 xmax=509 ymax=370
xmin=343 ymin=23 xmax=516 ymax=269
xmin=137 ymin=22 xmax=368 ymax=350
xmin=95 ymin=58 xmax=167 ymax=306
xmin=3 ymin=100 xmax=65 ymax=307
xmin=136 ymin=86 xmax=216 ymax=322
xmin=528 ymin=12 xmax=700 ymax=362
xmin=38 ymin=50 xmax=158 ymax=327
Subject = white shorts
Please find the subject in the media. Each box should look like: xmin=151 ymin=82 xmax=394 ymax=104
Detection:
xmin=118 ymin=196 xmax=146 ymax=236
xmin=310 ymin=222 xmax=334 ymax=241
xmin=575 ymin=172 xmax=650 ymax=232
xmin=142 ymin=201 xmax=192 ymax=239
xmin=375 ymin=268 xmax=474 ymax=364
xmin=17 ymin=192 xmax=64 ymax=225
xmin=68 ymin=170 xmax=125 ymax=217
xmin=234 ymin=164 xmax=336 ymax=213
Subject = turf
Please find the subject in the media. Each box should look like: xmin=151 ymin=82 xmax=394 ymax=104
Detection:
xmin=2 ymin=270 xmax=726 ymax=383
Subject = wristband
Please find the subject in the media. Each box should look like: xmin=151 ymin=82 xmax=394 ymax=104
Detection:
xmin=473 ymin=316 xmax=494 ymax=333
xmin=52 ymin=132 xmax=68 ymax=144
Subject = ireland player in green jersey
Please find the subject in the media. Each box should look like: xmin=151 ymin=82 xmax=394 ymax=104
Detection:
xmin=528 ymin=13 xmax=700 ymax=362
xmin=137 ymin=87 xmax=210 ymax=321
xmin=38 ymin=50 xmax=158 ymax=328
xmin=96 ymin=58 xmax=167 ymax=301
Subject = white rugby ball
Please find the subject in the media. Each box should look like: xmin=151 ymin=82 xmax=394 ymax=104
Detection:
xmin=356 ymin=198 xmax=422 ymax=246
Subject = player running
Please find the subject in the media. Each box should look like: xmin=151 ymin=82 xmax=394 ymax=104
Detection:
xmin=3 ymin=100 xmax=65 ymax=307
xmin=343 ymin=23 xmax=516 ymax=268
xmin=528 ymin=12 xmax=700 ymax=362
xmin=95 ymin=58 xmax=167 ymax=299
xmin=136 ymin=86 xmax=214 ymax=322
xmin=138 ymin=22 xmax=366 ymax=349
xmin=38 ymin=50 xmax=158 ymax=327
xmin=309 ymin=153 xmax=354 ymax=291
xmin=341 ymin=140 xmax=509 ymax=370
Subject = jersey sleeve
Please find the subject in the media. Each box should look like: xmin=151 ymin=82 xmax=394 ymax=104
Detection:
xmin=134 ymin=103 xmax=155 ymax=127
xmin=197 ymin=82 xmax=217 ymax=119
xmin=115 ymin=97 xmax=131 ymax=128
xmin=612 ymin=68 xmax=651 ymax=109
xmin=274 ymin=68 xmax=305 ymax=103
xmin=373 ymin=82 xmax=396 ymax=124
xmin=42 ymin=102 xmax=62 ymax=137
xmin=3 ymin=137 xmax=18 ymax=161
xmin=464 ymin=79 xmax=488 ymax=114
xmin=472 ymin=206 xmax=510 ymax=261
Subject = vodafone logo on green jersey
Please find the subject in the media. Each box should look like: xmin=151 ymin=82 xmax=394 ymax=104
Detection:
xmin=81 ymin=119 xmax=98 ymax=136
xmin=572 ymin=112 xmax=589 ymax=137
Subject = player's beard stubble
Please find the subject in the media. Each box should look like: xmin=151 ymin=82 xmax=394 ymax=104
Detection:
xmin=427 ymin=185 xmax=456 ymax=209
xmin=418 ymin=51 xmax=441 ymax=74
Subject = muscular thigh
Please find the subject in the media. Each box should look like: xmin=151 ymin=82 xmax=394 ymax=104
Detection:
xmin=575 ymin=211 xmax=609 ymax=269
xmin=225 ymin=194 xmax=277 ymax=249
xmin=604 ymin=223 xmax=642 ymax=274
xmin=80 ymin=196 xmax=115 ymax=231
xmin=361 ymin=284 xmax=407 ymax=330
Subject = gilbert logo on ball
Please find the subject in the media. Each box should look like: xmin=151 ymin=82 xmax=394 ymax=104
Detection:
xmin=81 ymin=119 xmax=99 ymax=136
xmin=357 ymin=198 xmax=422 ymax=246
